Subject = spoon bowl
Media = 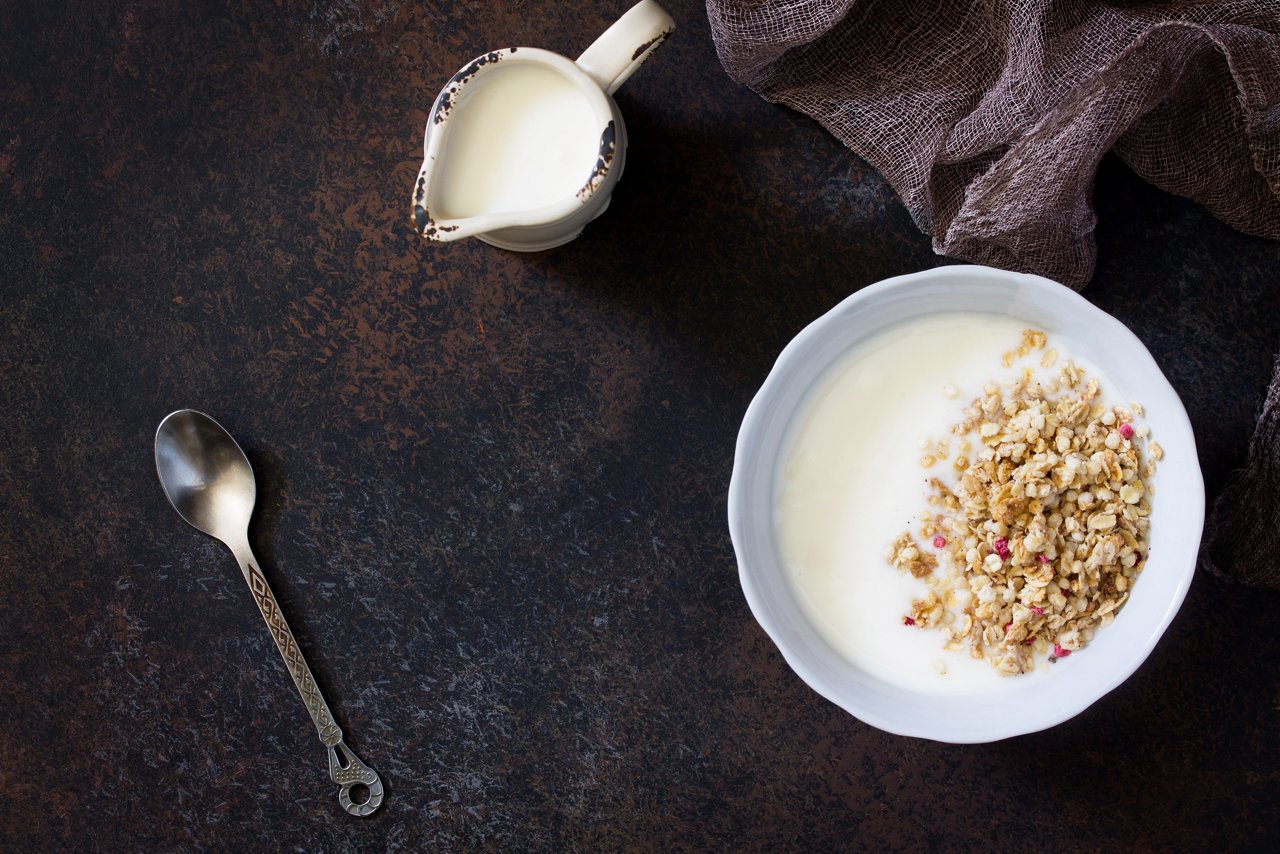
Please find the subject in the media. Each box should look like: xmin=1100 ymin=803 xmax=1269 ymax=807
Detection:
xmin=155 ymin=409 xmax=256 ymax=545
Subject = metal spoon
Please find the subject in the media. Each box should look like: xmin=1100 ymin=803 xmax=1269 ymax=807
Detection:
xmin=154 ymin=409 xmax=383 ymax=817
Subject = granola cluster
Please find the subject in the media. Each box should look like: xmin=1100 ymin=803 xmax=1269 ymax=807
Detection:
xmin=887 ymin=331 xmax=1160 ymax=675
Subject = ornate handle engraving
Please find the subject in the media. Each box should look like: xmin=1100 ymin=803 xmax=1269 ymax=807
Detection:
xmin=240 ymin=555 xmax=382 ymax=816
xmin=244 ymin=560 xmax=343 ymax=745
xmin=330 ymin=740 xmax=385 ymax=816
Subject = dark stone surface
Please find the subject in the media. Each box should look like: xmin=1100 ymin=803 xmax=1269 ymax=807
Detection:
xmin=1 ymin=1 xmax=1277 ymax=850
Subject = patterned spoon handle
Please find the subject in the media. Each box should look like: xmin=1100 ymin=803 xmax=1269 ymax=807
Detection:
xmin=236 ymin=550 xmax=383 ymax=816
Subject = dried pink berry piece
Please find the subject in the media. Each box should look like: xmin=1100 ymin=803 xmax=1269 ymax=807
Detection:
xmin=1119 ymin=422 xmax=1135 ymax=440
xmin=932 ymin=534 xmax=947 ymax=549
xmin=1036 ymin=554 xmax=1050 ymax=564
xmin=1031 ymin=606 xmax=1045 ymax=616
xmin=903 ymin=616 xmax=916 ymax=626
xmin=993 ymin=537 xmax=1011 ymax=561
xmin=1052 ymin=643 xmax=1071 ymax=659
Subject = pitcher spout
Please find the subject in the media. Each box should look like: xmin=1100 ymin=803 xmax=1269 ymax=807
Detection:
xmin=411 ymin=159 xmax=490 ymax=242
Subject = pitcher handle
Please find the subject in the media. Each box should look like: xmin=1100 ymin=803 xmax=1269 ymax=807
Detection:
xmin=576 ymin=1 xmax=675 ymax=96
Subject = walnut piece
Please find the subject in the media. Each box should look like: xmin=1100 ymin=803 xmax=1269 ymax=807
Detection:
xmin=888 ymin=532 xmax=938 ymax=578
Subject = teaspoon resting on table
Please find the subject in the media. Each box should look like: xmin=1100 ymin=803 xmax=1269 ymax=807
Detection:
xmin=154 ymin=409 xmax=384 ymax=817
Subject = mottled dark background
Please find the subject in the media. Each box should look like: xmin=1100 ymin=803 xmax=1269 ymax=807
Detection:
xmin=1 ymin=1 xmax=1277 ymax=850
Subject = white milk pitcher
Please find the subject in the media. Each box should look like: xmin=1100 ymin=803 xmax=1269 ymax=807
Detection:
xmin=411 ymin=1 xmax=675 ymax=251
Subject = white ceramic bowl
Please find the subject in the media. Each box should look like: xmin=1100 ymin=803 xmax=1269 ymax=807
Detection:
xmin=728 ymin=264 xmax=1203 ymax=743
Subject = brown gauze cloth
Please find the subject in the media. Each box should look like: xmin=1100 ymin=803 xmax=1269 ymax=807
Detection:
xmin=706 ymin=0 xmax=1280 ymax=587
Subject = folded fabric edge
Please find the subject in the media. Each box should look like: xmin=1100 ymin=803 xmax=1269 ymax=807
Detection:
xmin=1201 ymin=352 xmax=1280 ymax=590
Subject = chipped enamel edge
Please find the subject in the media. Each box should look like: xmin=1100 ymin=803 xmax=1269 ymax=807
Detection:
xmin=577 ymin=121 xmax=617 ymax=202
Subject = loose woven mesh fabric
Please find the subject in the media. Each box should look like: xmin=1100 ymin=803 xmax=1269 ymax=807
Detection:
xmin=707 ymin=0 xmax=1280 ymax=586
xmin=1207 ymin=355 xmax=1280 ymax=588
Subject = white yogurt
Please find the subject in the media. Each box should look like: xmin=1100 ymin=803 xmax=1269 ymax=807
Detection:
xmin=436 ymin=63 xmax=599 ymax=219
xmin=774 ymin=312 xmax=1097 ymax=694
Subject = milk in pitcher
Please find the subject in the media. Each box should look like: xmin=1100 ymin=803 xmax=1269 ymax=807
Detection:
xmin=434 ymin=64 xmax=600 ymax=219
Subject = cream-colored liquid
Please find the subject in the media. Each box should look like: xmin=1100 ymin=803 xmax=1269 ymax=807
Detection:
xmin=436 ymin=64 xmax=600 ymax=219
xmin=776 ymin=313 xmax=1082 ymax=694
